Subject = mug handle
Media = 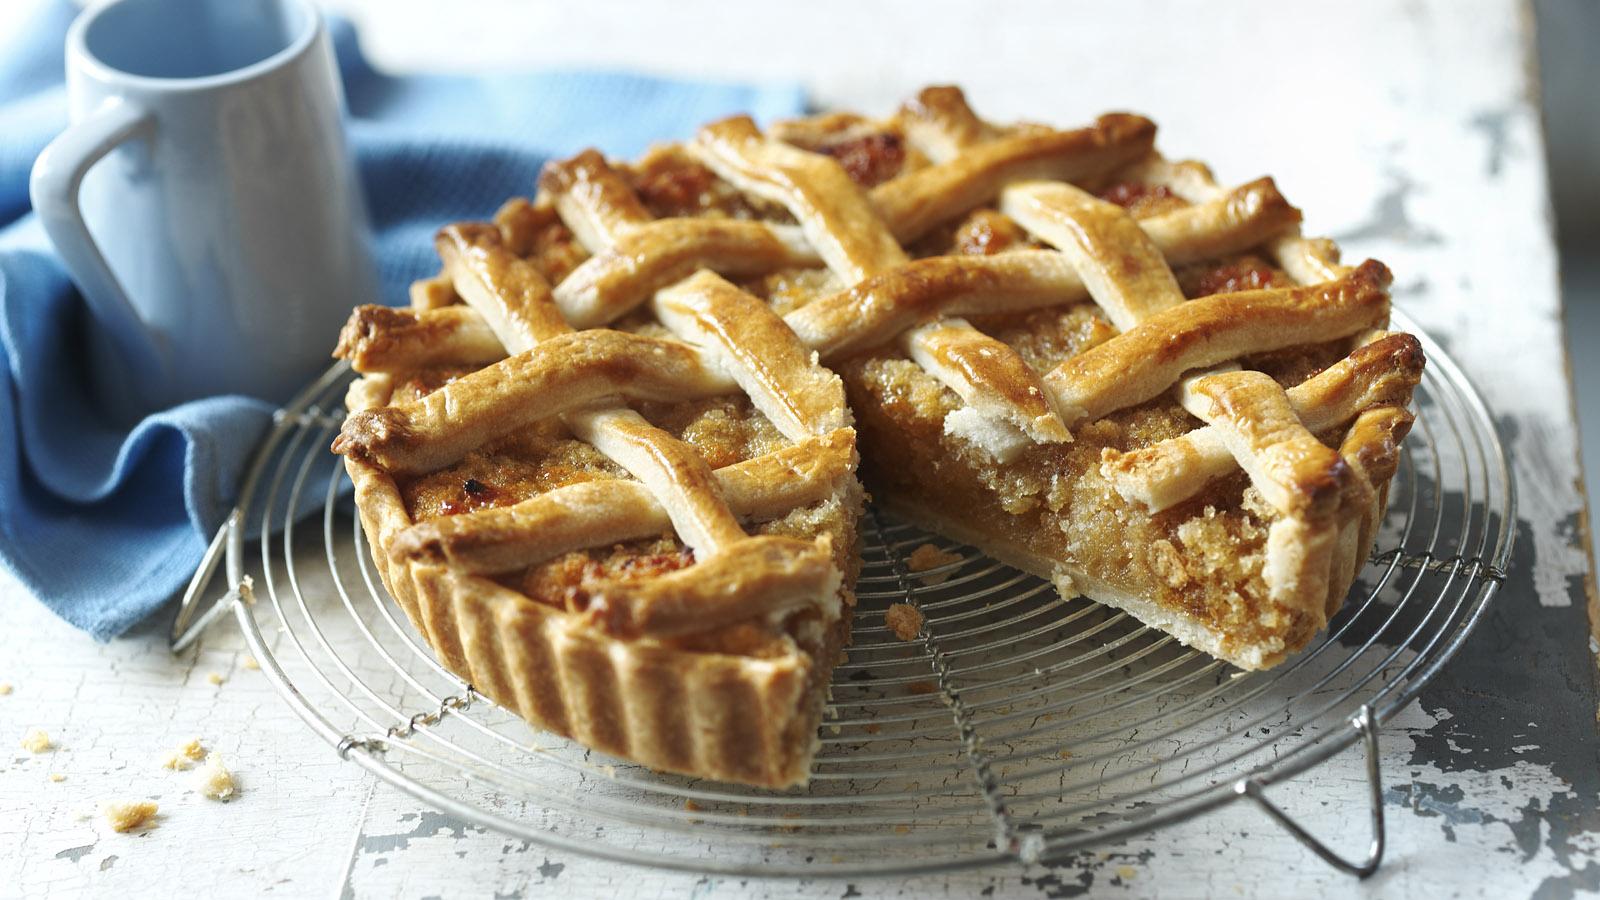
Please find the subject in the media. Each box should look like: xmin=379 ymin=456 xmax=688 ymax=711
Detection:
xmin=30 ymin=100 xmax=165 ymax=379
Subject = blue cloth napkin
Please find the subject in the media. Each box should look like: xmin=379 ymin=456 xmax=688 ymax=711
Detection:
xmin=0 ymin=0 xmax=807 ymax=640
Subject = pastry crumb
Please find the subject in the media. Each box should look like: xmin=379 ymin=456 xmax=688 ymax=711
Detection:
xmin=241 ymin=656 xmax=260 ymax=671
xmin=1058 ymin=749 xmax=1074 ymax=759
xmin=1117 ymin=865 xmax=1137 ymax=880
xmin=206 ymin=672 xmax=226 ymax=685
xmin=884 ymin=603 xmax=925 ymax=641
xmin=683 ymin=799 xmax=703 ymax=813
xmin=894 ymin=824 xmax=911 ymax=834
xmin=238 ymin=574 xmax=256 ymax=605
xmin=906 ymin=680 xmax=939 ymax=695
xmin=160 ymin=738 xmax=207 ymax=770
xmin=48 ymin=773 xmax=66 ymax=783
xmin=906 ymin=543 xmax=961 ymax=584
xmin=864 ymin=723 xmax=882 ymax=734
xmin=0 ymin=682 xmax=13 ymax=695
xmin=20 ymin=727 xmax=53 ymax=753
xmin=102 ymin=800 xmax=159 ymax=833
xmin=196 ymin=755 xmax=237 ymax=801
xmin=907 ymin=543 xmax=960 ymax=570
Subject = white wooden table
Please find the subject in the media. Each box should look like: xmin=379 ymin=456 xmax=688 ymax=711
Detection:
xmin=5 ymin=1 xmax=1597 ymax=897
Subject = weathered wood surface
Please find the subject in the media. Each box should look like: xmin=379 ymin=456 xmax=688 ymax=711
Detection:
xmin=4 ymin=0 xmax=1596 ymax=896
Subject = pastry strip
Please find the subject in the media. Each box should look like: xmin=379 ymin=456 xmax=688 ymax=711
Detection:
xmin=388 ymin=429 xmax=855 ymax=572
xmin=902 ymin=318 xmax=1070 ymax=444
xmin=694 ymin=115 xmax=908 ymax=282
xmin=332 ymin=330 xmax=733 ymax=475
xmin=566 ymin=406 xmax=747 ymax=554
xmin=653 ymin=270 xmax=849 ymax=442
xmin=1102 ymin=334 xmax=1424 ymax=511
xmin=539 ymin=151 xmax=820 ymax=326
xmin=586 ymin=535 xmax=839 ymax=639
xmin=336 ymin=305 xmax=506 ymax=372
xmin=998 ymin=180 xmax=1186 ymax=330
xmin=1044 ymin=260 xmax=1393 ymax=425
xmin=1177 ymin=370 xmax=1349 ymax=519
xmin=896 ymin=85 xmax=998 ymax=161
xmin=437 ymin=223 xmax=574 ymax=348
xmin=555 ymin=219 xmax=820 ymax=328
xmin=870 ymin=112 xmax=1157 ymax=244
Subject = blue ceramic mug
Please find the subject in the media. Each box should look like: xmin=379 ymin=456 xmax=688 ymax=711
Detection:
xmin=30 ymin=0 xmax=377 ymax=420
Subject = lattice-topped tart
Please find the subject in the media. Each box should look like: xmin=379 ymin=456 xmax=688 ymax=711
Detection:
xmin=331 ymin=86 xmax=1422 ymax=787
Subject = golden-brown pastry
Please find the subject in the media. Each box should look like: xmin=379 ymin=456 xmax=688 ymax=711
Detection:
xmin=332 ymin=86 xmax=1421 ymax=787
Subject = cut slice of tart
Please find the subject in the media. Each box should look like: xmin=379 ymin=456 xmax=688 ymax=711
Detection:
xmin=332 ymin=232 xmax=862 ymax=788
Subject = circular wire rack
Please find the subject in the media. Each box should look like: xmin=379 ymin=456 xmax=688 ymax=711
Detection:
xmin=185 ymin=311 xmax=1513 ymax=878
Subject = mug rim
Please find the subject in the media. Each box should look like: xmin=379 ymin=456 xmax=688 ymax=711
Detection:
xmin=68 ymin=0 xmax=322 ymax=93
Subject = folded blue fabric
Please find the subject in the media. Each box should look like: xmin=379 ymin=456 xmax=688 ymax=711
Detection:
xmin=0 ymin=0 xmax=807 ymax=640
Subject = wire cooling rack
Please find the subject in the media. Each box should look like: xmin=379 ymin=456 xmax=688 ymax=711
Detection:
xmin=172 ymin=312 xmax=1512 ymax=878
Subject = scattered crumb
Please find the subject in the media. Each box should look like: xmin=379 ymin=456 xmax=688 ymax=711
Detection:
xmin=602 ymin=764 xmax=616 ymax=779
xmin=48 ymin=773 xmax=66 ymax=783
xmin=906 ymin=680 xmax=939 ymax=696
xmin=906 ymin=543 xmax=962 ymax=584
xmin=102 ymin=800 xmax=159 ymax=833
xmin=20 ymin=727 xmax=53 ymax=753
xmin=160 ymin=738 xmax=207 ymax=770
xmin=683 ymin=799 xmax=703 ymax=813
xmin=196 ymin=755 xmax=237 ymax=801
xmin=864 ymin=723 xmax=882 ymax=734
xmin=1058 ymin=750 xmax=1074 ymax=759
xmin=884 ymin=603 xmax=925 ymax=641
xmin=206 ymin=672 xmax=226 ymax=686
xmin=238 ymin=574 xmax=256 ymax=605
xmin=241 ymin=656 xmax=260 ymax=671
xmin=1117 ymin=865 xmax=1137 ymax=880
xmin=0 ymin=682 xmax=12 ymax=695
xmin=894 ymin=824 xmax=911 ymax=834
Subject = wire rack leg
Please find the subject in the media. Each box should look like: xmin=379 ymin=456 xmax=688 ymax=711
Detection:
xmin=1234 ymin=705 xmax=1385 ymax=878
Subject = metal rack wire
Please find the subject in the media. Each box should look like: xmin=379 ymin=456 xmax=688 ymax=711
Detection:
xmin=173 ymin=311 xmax=1513 ymax=878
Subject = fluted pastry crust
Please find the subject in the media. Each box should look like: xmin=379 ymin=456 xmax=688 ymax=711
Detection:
xmin=334 ymin=86 xmax=1423 ymax=788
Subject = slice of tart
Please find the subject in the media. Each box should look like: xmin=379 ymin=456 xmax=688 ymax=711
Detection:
xmin=332 ymin=234 xmax=862 ymax=788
